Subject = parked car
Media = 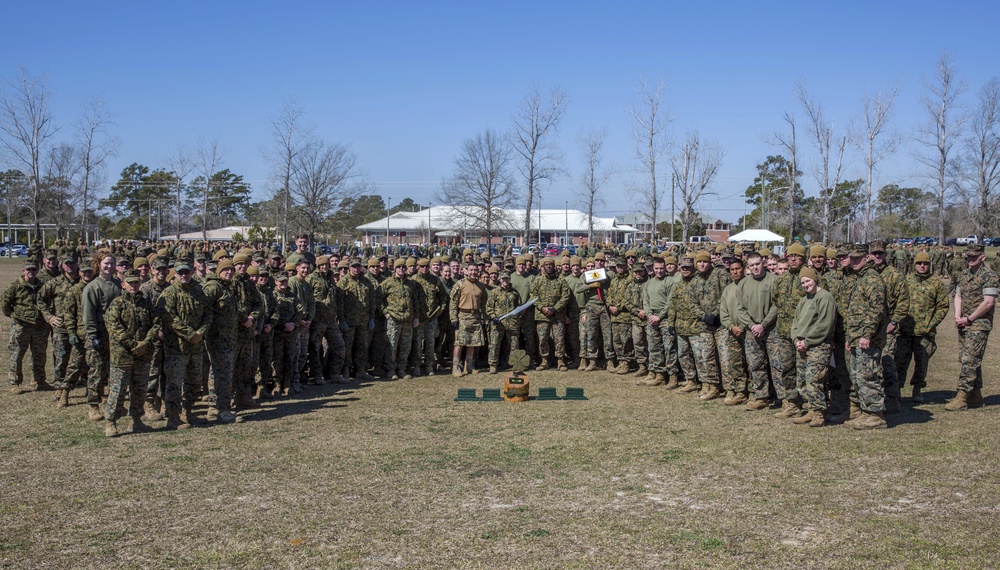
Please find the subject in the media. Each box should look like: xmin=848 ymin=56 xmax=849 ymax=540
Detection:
xmin=543 ymin=244 xmax=560 ymax=256
xmin=689 ymin=236 xmax=712 ymax=243
xmin=914 ymin=236 xmax=937 ymax=245
xmin=0 ymin=244 xmax=28 ymax=257
xmin=956 ymin=235 xmax=981 ymax=245
xmin=983 ymin=237 xmax=1000 ymax=247
xmin=510 ymin=246 xmax=522 ymax=256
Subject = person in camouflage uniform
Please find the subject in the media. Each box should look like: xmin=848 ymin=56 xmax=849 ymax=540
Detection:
xmin=947 ymin=243 xmax=999 ymax=411
xmin=718 ymin=258 xmax=748 ymax=405
xmin=61 ymin=258 xmax=94 ymax=405
xmin=639 ymin=256 xmax=680 ymax=387
xmin=159 ymin=259 xmax=212 ymax=429
xmin=562 ymin=257 xmax=585 ymax=367
xmin=365 ymin=258 xmax=388 ymax=377
xmin=870 ymin=240 xmax=910 ymax=414
xmin=790 ymin=267 xmax=837 ymax=427
xmin=576 ymin=254 xmax=614 ymax=371
xmin=486 ymin=271 xmax=521 ymax=373
xmin=202 ymin=258 xmax=239 ymax=421
xmin=3 ymin=259 xmax=49 ymax=394
xmin=378 ymin=259 xmax=419 ymax=380
xmin=82 ymin=252 xmax=123 ymax=422
xmin=842 ymin=244 xmax=889 ymax=430
xmin=413 ymin=258 xmax=449 ymax=375
xmin=449 ymin=263 xmax=489 ymax=377
xmin=231 ymin=253 xmax=265 ymax=407
xmin=306 ymin=255 xmax=345 ymax=384
xmin=529 ymin=257 xmax=572 ymax=371
xmin=895 ymin=252 xmax=949 ymax=403
xmin=739 ymin=251 xmax=783 ymax=410
xmin=670 ymin=256 xmax=701 ymax=393
xmin=37 ymin=249 xmax=61 ymax=285
xmin=288 ymin=259 xmax=315 ymax=391
xmin=509 ymin=256 xmax=537 ymax=367
xmin=35 ymin=254 xmax=80 ymax=400
xmin=338 ymin=259 xmax=375 ymax=381
xmin=770 ymin=243 xmax=816 ymax=418
xmin=139 ymin=258 xmax=171 ymax=420
xmin=623 ymin=264 xmax=649 ymax=377
xmin=607 ymin=260 xmax=635 ymax=373
xmin=252 ymin=267 xmax=278 ymax=397
xmin=689 ymin=250 xmax=730 ymax=401
xmin=271 ymin=272 xmax=305 ymax=396
xmin=103 ymin=270 xmax=160 ymax=437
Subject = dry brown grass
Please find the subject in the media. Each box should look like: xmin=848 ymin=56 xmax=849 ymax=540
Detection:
xmin=2 ymin=257 xmax=1000 ymax=569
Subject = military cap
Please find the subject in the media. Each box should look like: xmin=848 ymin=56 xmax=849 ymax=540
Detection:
xmin=721 ymin=248 xmax=735 ymax=258
xmin=809 ymin=245 xmax=827 ymax=258
xmin=499 ymin=271 xmax=511 ymax=280
xmin=157 ymin=248 xmax=170 ymax=258
xmin=194 ymin=251 xmax=207 ymax=262
xmin=849 ymin=243 xmax=869 ymax=258
xmin=827 ymin=248 xmax=839 ymax=258
xmin=174 ymin=258 xmax=193 ymax=272
xmin=151 ymin=257 xmax=169 ymax=270
xmin=540 ymin=257 xmax=555 ymax=266
xmin=491 ymin=255 xmax=503 ymax=264
xmin=367 ymin=257 xmax=379 ymax=267
xmin=80 ymin=257 xmax=94 ymax=271
xmin=417 ymin=258 xmax=429 ymax=267
xmin=44 ymin=248 xmax=57 ymax=260
xmin=487 ymin=266 xmax=498 ymax=274
xmin=210 ymin=249 xmax=227 ymax=261
xmin=132 ymin=256 xmax=149 ymax=269
xmin=625 ymin=249 xmax=637 ymax=257
xmin=787 ymin=243 xmax=806 ymax=257
xmin=349 ymin=258 xmax=363 ymax=267
xmin=594 ymin=251 xmax=606 ymax=260
xmin=759 ymin=247 xmax=772 ymax=257
xmin=914 ymin=252 xmax=931 ymax=264
xmin=337 ymin=259 xmax=349 ymax=269
xmin=247 ymin=265 xmax=259 ymax=276
xmin=679 ymin=255 xmax=695 ymax=268
xmin=258 ymin=268 xmax=270 ymax=277
xmin=274 ymin=272 xmax=289 ymax=282
xmin=233 ymin=252 xmax=251 ymax=265
xmin=868 ymin=240 xmax=886 ymax=253
xmin=695 ymin=251 xmax=711 ymax=262
xmin=607 ymin=257 xmax=617 ymax=267
xmin=569 ymin=256 xmax=582 ymax=266
xmin=430 ymin=256 xmax=442 ymax=264
xmin=116 ymin=257 xmax=131 ymax=267
xmin=22 ymin=259 xmax=38 ymax=270
xmin=60 ymin=253 xmax=77 ymax=264
xmin=440 ymin=255 xmax=451 ymax=263
xmin=217 ymin=258 xmax=234 ymax=272
xmin=393 ymin=258 xmax=406 ymax=269
xmin=462 ymin=248 xmax=474 ymax=257
xmin=405 ymin=257 xmax=416 ymax=267
xmin=252 ymin=253 xmax=265 ymax=263
xmin=269 ymin=249 xmax=283 ymax=259
xmin=799 ymin=267 xmax=819 ymax=282
xmin=966 ymin=243 xmax=985 ymax=254
xmin=316 ymin=255 xmax=330 ymax=266
xmin=239 ymin=247 xmax=254 ymax=255
xmin=121 ymin=269 xmax=141 ymax=283
xmin=664 ymin=255 xmax=678 ymax=265
xmin=632 ymin=263 xmax=646 ymax=272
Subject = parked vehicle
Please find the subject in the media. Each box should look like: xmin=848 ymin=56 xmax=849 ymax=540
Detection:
xmin=689 ymin=236 xmax=712 ymax=243
xmin=543 ymin=244 xmax=560 ymax=256
xmin=956 ymin=235 xmax=981 ymax=245
xmin=983 ymin=237 xmax=1000 ymax=247
xmin=0 ymin=244 xmax=28 ymax=257
xmin=510 ymin=246 xmax=522 ymax=256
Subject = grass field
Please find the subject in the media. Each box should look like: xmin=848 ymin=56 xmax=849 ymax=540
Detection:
xmin=2 ymin=258 xmax=999 ymax=569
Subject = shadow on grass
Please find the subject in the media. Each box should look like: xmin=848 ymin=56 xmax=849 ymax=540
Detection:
xmin=919 ymin=389 xmax=955 ymax=405
xmin=234 ymin=383 xmax=358 ymax=423
xmin=890 ymin=404 xmax=935 ymax=426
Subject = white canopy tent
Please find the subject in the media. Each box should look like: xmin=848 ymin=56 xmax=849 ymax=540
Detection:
xmin=728 ymin=229 xmax=786 ymax=243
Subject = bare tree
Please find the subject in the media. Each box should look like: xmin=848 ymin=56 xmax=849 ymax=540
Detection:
xmin=771 ymin=112 xmax=801 ymax=239
xmin=0 ymin=67 xmax=58 ymax=239
xmin=195 ymin=137 xmax=224 ymax=239
xmin=74 ymin=98 xmax=118 ymax=245
xmin=42 ymin=143 xmax=79 ymax=237
xmin=629 ymin=79 xmax=671 ymax=243
xmin=671 ymin=131 xmax=723 ymax=242
xmin=264 ymin=100 xmax=314 ymax=251
xmin=578 ymin=128 xmax=613 ymax=242
xmin=291 ymin=139 xmax=370 ymax=239
xmin=436 ymin=129 xmax=519 ymax=241
xmin=511 ymin=85 xmax=567 ymax=244
xmin=915 ymin=53 xmax=966 ymax=245
xmin=961 ymin=77 xmax=1000 ymax=235
xmin=164 ymin=145 xmax=194 ymax=238
xmin=856 ymin=86 xmax=901 ymax=240
xmin=797 ymin=83 xmax=847 ymax=243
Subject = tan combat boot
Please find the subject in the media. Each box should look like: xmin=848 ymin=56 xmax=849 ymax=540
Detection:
xmin=57 ymin=389 xmax=69 ymax=408
xmin=967 ymin=387 xmax=984 ymax=408
xmin=537 ymin=359 xmax=549 ymax=371
xmin=87 ymin=405 xmax=104 ymax=422
xmin=774 ymin=399 xmax=804 ymax=419
xmin=584 ymin=360 xmax=598 ymax=372
xmin=104 ymin=419 xmax=119 ymax=438
xmin=745 ymin=397 xmax=770 ymax=411
xmin=489 ymin=365 xmax=498 ymax=374
xmin=452 ymin=360 xmax=465 ymax=378
xmin=143 ymin=401 xmax=165 ymax=422
xmin=616 ymin=361 xmax=631 ymax=375
xmin=852 ymin=411 xmax=888 ymax=430
xmin=808 ymin=411 xmax=826 ymax=427
xmin=10 ymin=384 xmax=24 ymax=395
xmin=698 ymin=384 xmax=721 ymax=401
xmin=664 ymin=375 xmax=680 ymax=390
xmin=557 ymin=359 xmax=568 ymax=372
xmin=632 ymin=364 xmax=649 ymax=378
xmin=637 ymin=372 xmax=665 ymax=386
xmin=679 ymin=380 xmax=700 ymax=393
xmin=944 ymin=391 xmax=969 ymax=411
xmin=792 ymin=410 xmax=815 ymax=425
xmin=577 ymin=359 xmax=589 ymax=371
xmin=606 ymin=360 xmax=617 ymax=372
xmin=724 ymin=391 xmax=748 ymax=406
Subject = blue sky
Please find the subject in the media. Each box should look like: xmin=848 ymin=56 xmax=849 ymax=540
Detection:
xmin=3 ymin=1 xmax=998 ymax=223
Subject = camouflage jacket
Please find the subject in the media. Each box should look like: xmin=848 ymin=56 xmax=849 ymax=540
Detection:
xmin=338 ymin=274 xmax=375 ymax=327
xmin=378 ymin=275 xmax=418 ymax=323
xmin=62 ymin=279 xmax=89 ymax=339
xmin=773 ymin=267 xmax=824 ymax=339
xmin=2 ymin=277 xmax=45 ymax=326
xmin=307 ymin=270 xmax=336 ymax=322
xmin=159 ymin=280 xmax=213 ymax=356
xmin=106 ymin=291 xmax=160 ymax=367
xmin=36 ymin=273 xmax=80 ymax=333
xmin=232 ymin=273 xmax=264 ymax=338
xmin=257 ymin=283 xmax=277 ymax=334
xmin=956 ymin=264 xmax=1000 ymax=332
xmin=693 ymin=266 xmax=729 ymax=332
xmin=486 ymin=284 xmax=520 ymax=326
xmin=607 ymin=272 xmax=633 ymax=324
xmin=875 ymin=263 xmax=910 ymax=328
xmin=669 ymin=274 xmax=701 ymax=336
xmin=202 ymin=275 xmax=239 ymax=346
xmin=843 ymin=262 xmax=887 ymax=348
xmin=272 ymin=286 xmax=305 ymax=333
xmin=529 ymin=271 xmax=571 ymax=322
xmin=414 ymin=273 xmax=449 ymax=320
xmin=140 ymin=278 xmax=170 ymax=306
xmin=900 ymin=272 xmax=949 ymax=336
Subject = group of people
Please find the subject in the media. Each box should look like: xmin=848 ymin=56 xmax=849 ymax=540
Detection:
xmin=3 ymin=234 xmax=996 ymax=437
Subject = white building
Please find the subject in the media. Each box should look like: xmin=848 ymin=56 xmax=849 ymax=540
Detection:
xmin=356 ymin=206 xmax=638 ymax=246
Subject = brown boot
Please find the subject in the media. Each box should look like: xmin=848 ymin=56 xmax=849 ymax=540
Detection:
xmin=698 ymin=384 xmax=721 ymax=401
xmin=584 ymin=360 xmax=598 ymax=372
xmin=165 ymin=406 xmax=191 ymax=430
xmin=944 ymin=391 xmax=969 ymax=411
xmin=616 ymin=361 xmax=631 ymax=375
xmin=577 ymin=359 xmax=589 ymax=371
xmin=465 ymin=356 xmax=477 ymax=375
xmin=885 ymin=396 xmax=901 ymax=415
xmin=87 ymin=405 xmax=104 ymax=422
xmin=104 ymin=419 xmax=119 ymax=438
xmin=57 ymin=389 xmax=69 ymax=408
xmin=637 ymin=372 xmax=665 ymax=386
xmin=632 ymin=365 xmax=649 ymax=378
xmin=967 ymin=387 xmax=984 ymax=408
xmin=557 ymin=359 xmax=568 ymax=372
xmin=143 ymin=401 xmax=165 ymax=422
xmin=606 ymin=360 xmax=617 ymax=372
xmin=10 ymin=384 xmax=24 ymax=395
xmin=724 ymin=391 xmax=748 ymax=406
xmin=678 ymin=380 xmax=700 ymax=393
xmin=129 ymin=416 xmax=153 ymax=434
xmin=452 ymin=360 xmax=465 ymax=378
xmin=664 ymin=375 xmax=680 ymax=390
xmin=745 ymin=397 xmax=770 ymax=410
xmin=849 ymin=401 xmax=862 ymax=420
xmin=774 ymin=399 xmax=804 ymax=419
xmin=537 ymin=359 xmax=549 ymax=371
xmin=852 ymin=410 xmax=888 ymax=430
xmin=808 ymin=411 xmax=826 ymax=427
xmin=911 ymin=386 xmax=925 ymax=404
xmin=792 ymin=410 xmax=815 ymax=425
xmin=182 ymin=404 xmax=206 ymax=426
xmin=489 ymin=365 xmax=498 ymax=374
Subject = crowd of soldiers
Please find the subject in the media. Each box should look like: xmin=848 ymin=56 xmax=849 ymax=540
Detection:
xmin=3 ymin=234 xmax=997 ymax=437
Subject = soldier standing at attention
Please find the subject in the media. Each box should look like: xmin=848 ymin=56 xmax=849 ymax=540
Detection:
xmin=379 ymin=258 xmax=419 ymax=380
xmin=486 ymin=271 xmax=520 ymax=374
xmin=231 ymin=253 xmax=264 ymax=408
xmin=843 ymin=244 xmax=889 ymax=430
xmin=738 ymin=251 xmax=781 ymax=410
xmin=202 ymin=258 xmax=239 ymax=422
xmin=271 ymin=272 xmax=304 ymax=396
xmin=159 ymin=258 xmax=212 ymax=430
xmin=103 ymin=270 xmax=159 ymax=437
xmin=36 ymin=254 xmax=80 ymax=400
xmin=414 ymin=258 xmax=449 ymax=375
xmin=947 ymin=243 xmax=999 ymax=411
xmin=895 ymin=252 xmax=949 ymax=404
xmin=671 ymin=256 xmax=702 ymax=393
xmin=288 ymin=259 xmax=315 ymax=392
xmin=252 ymin=267 xmax=278 ymax=398
xmin=62 ymin=258 xmax=94 ymax=405
xmin=82 ymin=252 xmax=123 ymax=422
xmin=869 ymin=240 xmax=910 ymax=414
xmin=3 ymin=259 xmax=48 ymax=394
xmin=638 ymin=256 xmax=679 ymax=387
xmin=528 ymin=257 xmax=571 ymax=371
xmin=607 ymin=260 xmax=634 ymax=373
xmin=450 ymin=263 xmax=489 ymax=377
xmin=771 ymin=243 xmax=815 ymax=418
xmin=509 ymin=256 xmax=537 ymax=368
xmin=691 ymin=250 xmax=730 ymax=401
xmin=789 ymin=267 xmax=837 ymax=427
xmin=338 ymin=259 xmax=375 ymax=382
xmin=139 ymin=258 xmax=170 ymax=421
xmin=719 ymin=258 xmax=749 ymax=405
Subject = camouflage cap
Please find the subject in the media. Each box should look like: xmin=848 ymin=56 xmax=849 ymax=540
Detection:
xmin=849 ymin=243 xmax=869 ymax=258
xmin=269 ymin=249 xmax=283 ymax=259
xmin=499 ymin=271 xmax=511 ymax=280
xmin=44 ymin=248 xmax=57 ymax=260
xmin=349 ymin=258 xmax=363 ymax=267
xmin=966 ymin=243 xmax=985 ymax=254
xmin=22 ymin=258 xmax=38 ymax=270
xmin=123 ymin=269 xmax=142 ymax=283
xmin=174 ymin=258 xmax=193 ymax=272
xmin=80 ymin=257 xmax=95 ymax=271
xmin=625 ymin=249 xmax=637 ymax=257
xmin=869 ymin=240 xmax=887 ymax=253
xmin=151 ymin=257 xmax=169 ymax=270
xmin=274 ymin=272 xmax=289 ymax=282
xmin=679 ymin=255 xmax=695 ymax=268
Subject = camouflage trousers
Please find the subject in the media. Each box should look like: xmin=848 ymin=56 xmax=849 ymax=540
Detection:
xmin=848 ymin=345 xmax=884 ymax=413
xmin=384 ymin=318 xmax=413 ymax=372
xmin=296 ymin=325 xmax=310 ymax=383
xmin=611 ymin=322 xmax=633 ymax=361
xmin=106 ymin=362 xmax=150 ymax=421
xmin=342 ymin=325 xmax=370 ymax=378
xmin=51 ymin=331 xmax=72 ymax=389
xmin=795 ymin=343 xmax=831 ymax=411
xmin=206 ymin=342 xmax=235 ymax=411
xmin=828 ymin=334 xmax=851 ymax=414
xmin=517 ymin=312 xmax=536 ymax=359
xmin=894 ymin=334 xmax=936 ymax=389
xmin=646 ymin=320 xmax=678 ymax=376
xmin=233 ymin=336 xmax=257 ymax=399
xmin=583 ymin=304 xmax=614 ymax=361
xmin=310 ymin=321 xmax=346 ymax=381
xmin=415 ymin=319 xmax=439 ymax=368
xmin=455 ymin=313 xmax=485 ymax=347
xmin=881 ymin=331 xmax=901 ymax=398
xmin=744 ymin=330 xmax=793 ymax=401
xmin=163 ymin=348 xmax=204 ymax=408
xmin=489 ymin=321 xmax=518 ymax=367
xmin=7 ymin=322 xmax=47 ymax=387
xmin=957 ymin=328 xmax=990 ymax=392
xmin=272 ymin=329 xmax=299 ymax=391
xmin=721 ymin=331 xmax=748 ymax=393
xmin=64 ymin=340 xmax=87 ymax=390
xmin=691 ymin=328 xmax=724 ymax=386
xmin=85 ymin=334 xmax=109 ymax=405
xmin=677 ymin=335 xmax=699 ymax=385
xmin=368 ymin=316 xmax=388 ymax=371
xmin=257 ymin=332 xmax=274 ymax=387
xmin=536 ymin=319 xmax=567 ymax=360
xmin=564 ymin=308 xmax=581 ymax=361
xmin=146 ymin=342 xmax=164 ymax=404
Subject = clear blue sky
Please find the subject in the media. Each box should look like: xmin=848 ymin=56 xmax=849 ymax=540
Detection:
xmin=3 ymin=0 xmax=998 ymax=223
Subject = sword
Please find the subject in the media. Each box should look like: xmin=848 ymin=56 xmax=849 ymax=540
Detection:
xmin=492 ymin=297 xmax=537 ymax=324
